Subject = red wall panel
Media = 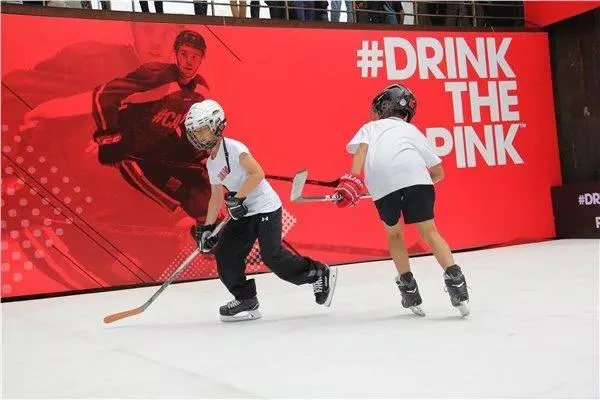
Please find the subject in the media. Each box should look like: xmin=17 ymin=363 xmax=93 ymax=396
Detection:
xmin=525 ymin=1 xmax=600 ymax=27
xmin=1 ymin=14 xmax=561 ymax=298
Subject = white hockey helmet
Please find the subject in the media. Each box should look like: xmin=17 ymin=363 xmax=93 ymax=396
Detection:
xmin=184 ymin=100 xmax=226 ymax=151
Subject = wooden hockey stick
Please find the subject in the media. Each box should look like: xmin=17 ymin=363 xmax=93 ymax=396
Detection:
xmin=103 ymin=216 xmax=230 ymax=324
xmin=290 ymin=169 xmax=370 ymax=203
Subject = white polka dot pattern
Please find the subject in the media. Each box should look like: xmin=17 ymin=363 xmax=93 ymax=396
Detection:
xmin=156 ymin=209 xmax=298 ymax=282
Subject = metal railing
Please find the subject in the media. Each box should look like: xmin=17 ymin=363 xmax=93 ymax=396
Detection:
xmin=7 ymin=1 xmax=526 ymax=28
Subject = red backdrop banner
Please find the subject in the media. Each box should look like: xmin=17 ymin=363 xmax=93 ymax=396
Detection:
xmin=1 ymin=13 xmax=561 ymax=298
xmin=524 ymin=1 xmax=600 ymax=27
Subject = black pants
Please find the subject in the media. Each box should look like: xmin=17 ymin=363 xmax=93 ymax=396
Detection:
xmin=266 ymin=1 xmax=285 ymax=19
xmin=250 ymin=0 xmax=260 ymax=18
xmin=140 ymin=1 xmax=163 ymax=13
xmin=215 ymin=207 xmax=319 ymax=300
xmin=194 ymin=0 xmax=208 ymax=15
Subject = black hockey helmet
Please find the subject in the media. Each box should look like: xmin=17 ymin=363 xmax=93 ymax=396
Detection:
xmin=371 ymin=84 xmax=417 ymax=122
xmin=174 ymin=30 xmax=206 ymax=55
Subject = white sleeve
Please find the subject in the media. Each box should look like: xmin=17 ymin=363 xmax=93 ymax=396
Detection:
xmin=346 ymin=124 xmax=371 ymax=154
xmin=412 ymin=126 xmax=442 ymax=167
xmin=228 ymin=140 xmax=250 ymax=163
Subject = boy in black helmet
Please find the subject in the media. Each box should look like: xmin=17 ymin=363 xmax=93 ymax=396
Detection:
xmin=332 ymin=84 xmax=470 ymax=317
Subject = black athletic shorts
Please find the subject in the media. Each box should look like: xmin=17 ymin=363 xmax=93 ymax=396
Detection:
xmin=374 ymin=184 xmax=435 ymax=226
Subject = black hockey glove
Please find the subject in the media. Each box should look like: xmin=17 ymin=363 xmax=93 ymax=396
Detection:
xmin=190 ymin=223 xmax=219 ymax=253
xmin=224 ymin=193 xmax=248 ymax=220
xmin=93 ymin=129 xmax=129 ymax=166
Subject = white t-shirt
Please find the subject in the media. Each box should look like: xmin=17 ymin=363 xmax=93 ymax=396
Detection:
xmin=346 ymin=118 xmax=442 ymax=200
xmin=207 ymin=137 xmax=282 ymax=216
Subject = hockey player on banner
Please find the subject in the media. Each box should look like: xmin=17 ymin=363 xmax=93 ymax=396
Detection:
xmin=91 ymin=30 xmax=212 ymax=221
xmin=333 ymin=84 xmax=470 ymax=317
xmin=185 ymin=100 xmax=337 ymax=322
xmin=20 ymin=29 xmax=214 ymax=222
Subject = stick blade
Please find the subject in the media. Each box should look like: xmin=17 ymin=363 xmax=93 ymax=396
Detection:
xmin=290 ymin=169 xmax=308 ymax=201
xmin=103 ymin=307 xmax=143 ymax=324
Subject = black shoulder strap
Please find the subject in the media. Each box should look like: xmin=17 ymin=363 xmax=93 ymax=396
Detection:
xmin=222 ymin=137 xmax=231 ymax=172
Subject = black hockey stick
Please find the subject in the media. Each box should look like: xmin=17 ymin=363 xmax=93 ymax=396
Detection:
xmin=103 ymin=216 xmax=230 ymax=324
xmin=290 ymin=169 xmax=370 ymax=202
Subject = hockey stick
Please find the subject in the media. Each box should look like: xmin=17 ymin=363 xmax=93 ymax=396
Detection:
xmin=103 ymin=216 xmax=230 ymax=324
xmin=290 ymin=169 xmax=371 ymax=203
xmin=125 ymin=156 xmax=339 ymax=188
xmin=266 ymin=173 xmax=340 ymax=188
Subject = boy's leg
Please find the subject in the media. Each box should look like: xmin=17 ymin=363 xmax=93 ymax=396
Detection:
xmin=214 ymin=218 xmax=263 ymax=321
xmin=402 ymin=185 xmax=455 ymax=269
xmin=375 ymin=190 xmax=423 ymax=315
xmin=256 ymin=208 xmax=337 ymax=307
xmin=383 ymin=222 xmax=411 ymax=277
xmin=415 ymin=220 xmax=469 ymax=315
xmin=215 ymin=218 xmax=257 ymax=299
xmin=375 ymin=190 xmax=411 ymax=276
xmin=415 ymin=219 xmax=455 ymax=269
xmin=403 ymin=185 xmax=469 ymax=315
xmin=385 ymin=223 xmax=424 ymax=315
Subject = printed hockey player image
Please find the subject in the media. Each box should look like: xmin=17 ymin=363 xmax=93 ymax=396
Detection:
xmin=185 ymin=100 xmax=337 ymax=321
xmin=91 ymin=29 xmax=211 ymax=221
xmin=1 ymin=27 xmax=215 ymax=294
xmin=19 ymin=29 xmax=211 ymax=221
xmin=333 ymin=84 xmax=470 ymax=316
xmin=14 ymin=21 xmax=185 ymax=132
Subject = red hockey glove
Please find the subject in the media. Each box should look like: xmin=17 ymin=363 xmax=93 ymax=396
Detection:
xmin=334 ymin=173 xmax=364 ymax=208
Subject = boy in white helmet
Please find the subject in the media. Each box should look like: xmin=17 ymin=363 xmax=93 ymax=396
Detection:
xmin=185 ymin=99 xmax=337 ymax=322
xmin=332 ymin=84 xmax=469 ymax=317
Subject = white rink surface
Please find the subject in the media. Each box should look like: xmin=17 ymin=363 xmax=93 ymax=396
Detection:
xmin=2 ymin=239 xmax=599 ymax=399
